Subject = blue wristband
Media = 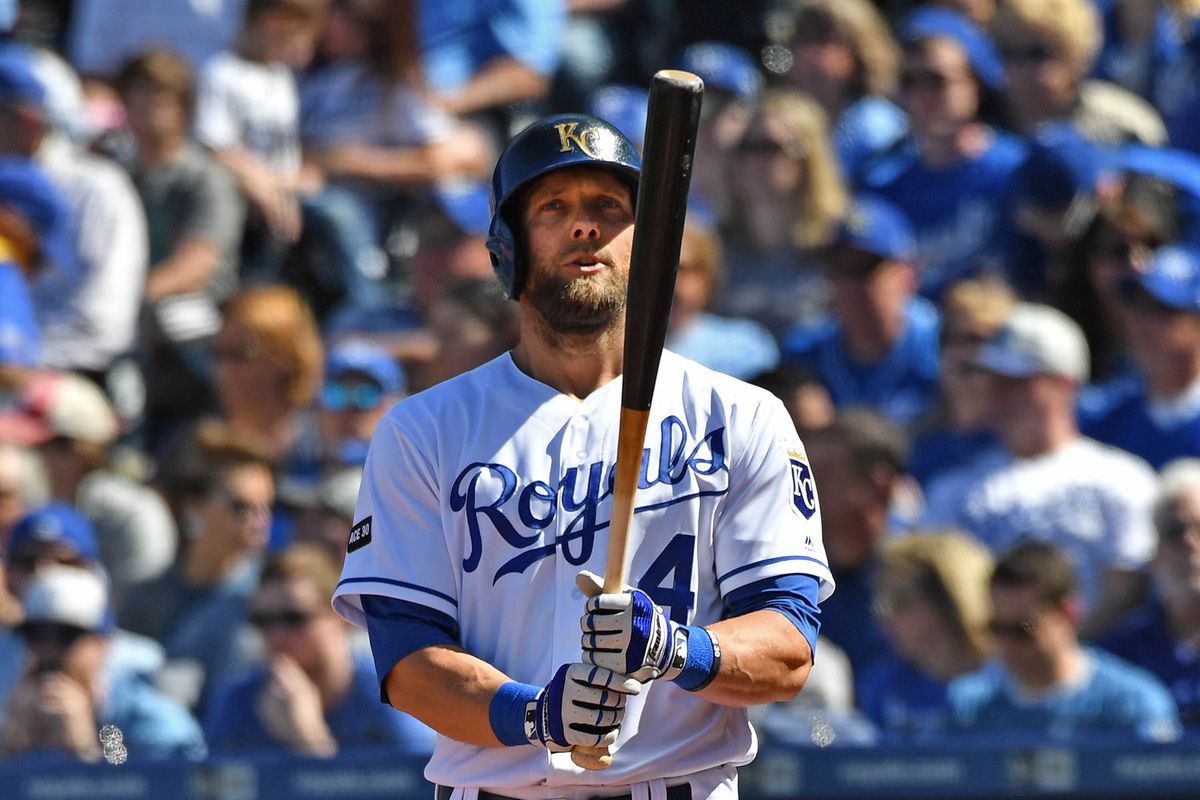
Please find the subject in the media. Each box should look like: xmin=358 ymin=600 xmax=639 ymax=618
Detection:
xmin=489 ymin=681 xmax=540 ymax=746
xmin=673 ymin=625 xmax=718 ymax=691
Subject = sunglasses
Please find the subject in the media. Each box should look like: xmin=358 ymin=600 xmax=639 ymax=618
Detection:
xmin=7 ymin=550 xmax=89 ymax=573
xmin=999 ymin=43 xmax=1056 ymax=64
xmin=900 ymin=70 xmax=957 ymax=93
xmin=19 ymin=622 xmax=89 ymax=648
xmin=250 ymin=609 xmax=316 ymax=631
xmin=988 ymin=617 xmax=1039 ymax=640
xmin=321 ymin=381 xmax=384 ymax=412
xmin=221 ymin=494 xmax=272 ymax=521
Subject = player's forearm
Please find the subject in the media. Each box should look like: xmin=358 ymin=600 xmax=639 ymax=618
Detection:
xmin=382 ymin=644 xmax=510 ymax=747
xmin=696 ymin=611 xmax=813 ymax=706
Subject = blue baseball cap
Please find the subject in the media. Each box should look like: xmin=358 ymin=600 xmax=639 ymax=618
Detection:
xmin=0 ymin=46 xmax=45 ymax=108
xmin=325 ymin=338 xmax=405 ymax=395
xmin=588 ymin=84 xmax=649 ymax=150
xmin=677 ymin=41 xmax=763 ymax=102
xmin=7 ymin=502 xmax=101 ymax=564
xmin=434 ymin=178 xmax=492 ymax=238
xmin=1124 ymin=244 xmax=1200 ymax=313
xmin=1018 ymin=122 xmax=1114 ymax=209
xmin=0 ymin=157 xmax=80 ymax=278
xmin=898 ymin=7 xmax=1005 ymax=90
xmin=833 ymin=194 xmax=917 ymax=263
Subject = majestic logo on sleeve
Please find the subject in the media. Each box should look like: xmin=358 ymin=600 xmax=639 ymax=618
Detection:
xmin=788 ymin=451 xmax=818 ymax=520
xmin=450 ymin=416 xmax=728 ymax=584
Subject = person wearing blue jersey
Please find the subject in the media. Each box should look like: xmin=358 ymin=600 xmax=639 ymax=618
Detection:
xmin=780 ymin=194 xmax=940 ymax=428
xmin=205 ymin=545 xmax=434 ymax=756
xmin=1079 ymin=244 xmax=1200 ymax=469
xmin=944 ymin=541 xmax=1182 ymax=743
xmin=1100 ymin=458 xmax=1200 ymax=730
xmin=860 ymin=7 xmax=1028 ymax=299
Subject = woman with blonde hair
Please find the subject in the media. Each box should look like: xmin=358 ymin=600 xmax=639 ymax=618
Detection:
xmin=765 ymin=0 xmax=908 ymax=181
xmin=716 ymin=89 xmax=847 ymax=334
xmin=859 ymin=528 xmax=994 ymax=741
xmin=212 ymin=284 xmax=324 ymax=463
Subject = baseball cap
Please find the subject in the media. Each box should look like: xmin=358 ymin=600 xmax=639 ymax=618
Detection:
xmin=588 ymin=84 xmax=649 ymax=150
xmin=973 ymin=302 xmax=1090 ymax=383
xmin=0 ymin=157 xmax=81 ymax=279
xmin=19 ymin=564 xmax=111 ymax=633
xmin=325 ymin=339 xmax=405 ymax=395
xmin=0 ymin=47 xmax=45 ymax=109
xmin=1122 ymin=244 xmax=1200 ymax=313
xmin=897 ymin=7 xmax=1004 ymax=90
xmin=0 ymin=371 xmax=119 ymax=446
xmin=1017 ymin=122 xmax=1114 ymax=210
xmin=831 ymin=194 xmax=917 ymax=263
xmin=677 ymin=41 xmax=763 ymax=103
xmin=7 ymin=502 xmax=102 ymax=564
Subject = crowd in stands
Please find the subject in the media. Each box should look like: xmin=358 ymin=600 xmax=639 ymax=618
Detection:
xmin=0 ymin=0 xmax=1198 ymax=765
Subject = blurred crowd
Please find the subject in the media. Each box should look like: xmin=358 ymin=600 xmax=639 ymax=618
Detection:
xmin=0 ymin=0 xmax=1198 ymax=764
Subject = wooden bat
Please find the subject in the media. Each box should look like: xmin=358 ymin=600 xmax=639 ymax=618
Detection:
xmin=572 ymin=68 xmax=704 ymax=772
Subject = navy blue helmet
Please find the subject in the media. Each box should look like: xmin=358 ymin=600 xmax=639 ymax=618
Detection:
xmin=486 ymin=113 xmax=641 ymax=298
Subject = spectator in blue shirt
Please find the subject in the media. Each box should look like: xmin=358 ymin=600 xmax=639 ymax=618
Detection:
xmin=860 ymin=529 xmax=994 ymax=742
xmin=205 ymin=544 xmax=434 ymax=756
xmin=781 ymin=194 xmax=940 ymax=427
xmin=1101 ymin=458 xmax=1200 ymax=730
xmin=0 ymin=565 xmax=206 ymax=762
xmin=1080 ymin=244 xmax=1200 ymax=468
xmin=862 ymin=7 xmax=1028 ymax=299
xmin=945 ymin=541 xmax=1182 ymax=743
xmin=766 ymin=0 xmax=908 ymax=183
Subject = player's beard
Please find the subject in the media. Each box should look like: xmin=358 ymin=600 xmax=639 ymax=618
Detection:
xmin=524 ymin=249 xmax=629 ymax=335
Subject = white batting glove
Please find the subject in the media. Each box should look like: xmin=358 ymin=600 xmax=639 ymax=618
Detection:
xmin=526 ymin=663 xmax=641 ymax=751
xmin=577 ymin=570 xmax=686 ymax=683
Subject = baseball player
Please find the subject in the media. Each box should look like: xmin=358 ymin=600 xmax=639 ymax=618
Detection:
xmin=332 ymin=113 xmax=835 ymax=800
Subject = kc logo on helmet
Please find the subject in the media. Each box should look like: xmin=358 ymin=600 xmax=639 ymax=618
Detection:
xmin=554 ymin=122 xmax=601 ymax=157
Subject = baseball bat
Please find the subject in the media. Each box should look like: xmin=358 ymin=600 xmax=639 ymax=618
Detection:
xmin=572 ymin=68 xmax=704 ymax=772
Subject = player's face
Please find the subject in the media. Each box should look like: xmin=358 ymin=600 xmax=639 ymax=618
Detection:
xmin=521 ymin=166 xmax=635 ymax=335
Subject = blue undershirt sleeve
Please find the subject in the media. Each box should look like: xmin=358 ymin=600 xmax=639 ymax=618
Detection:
xmin=722 ymin=574 xmax=822 ymax=658
xmin=361 ymin=594 xmax=460 ymax=704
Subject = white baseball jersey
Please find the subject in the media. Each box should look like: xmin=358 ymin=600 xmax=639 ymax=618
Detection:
xmin=333 ymin=350 xmax=834 ymax=793
xmin=921 ymin=436 xmax=1158 ymax=612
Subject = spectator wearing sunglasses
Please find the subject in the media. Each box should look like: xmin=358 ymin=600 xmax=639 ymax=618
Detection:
xmin=123 ymin=421 xmax=276 ymax=712
xmin=1079 ymin=245 xmax=1200 ymax=469
xmin=317 ymin=338 xmax=405 ymax=468
xmin=861 ymin=7 xmax=1029 ymax=300
xmin=0 ymin=565 xmax=205 ymax=762
xmin=943 ymin=540 xmax=1181 ymax=744
xmin=205 ymin=544 xmax=433 ymax=756
xmin=992 ymin=0 xmax=1165 ymax=145
xmin=1100 ymin=458 xmax=1200 ymax=730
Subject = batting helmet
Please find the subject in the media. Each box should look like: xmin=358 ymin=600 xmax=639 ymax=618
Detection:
xmin=487 ymin=113 xmax=642 ymax=298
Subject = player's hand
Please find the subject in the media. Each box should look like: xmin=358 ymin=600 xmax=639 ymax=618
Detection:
xmin=577 ymin=569 xmax=684 ymax=683
xmin=526 ymin=663 xmax=640 ymax=751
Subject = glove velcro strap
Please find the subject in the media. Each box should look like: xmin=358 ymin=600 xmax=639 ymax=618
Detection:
xmin=672 ymin=626 xmax=721 ymax=692
xmin=488 ymin=681 xmax=541 ymax=746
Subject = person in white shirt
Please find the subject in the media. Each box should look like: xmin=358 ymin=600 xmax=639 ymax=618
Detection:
xmin=922 ymin=302 xmax=1158 ymax=640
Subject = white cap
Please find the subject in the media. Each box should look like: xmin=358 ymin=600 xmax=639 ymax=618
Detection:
xmin=974 ymin=302 xmax=1090 ymax=384
xmin=21 ymin=565 xmax=109 ymax=632
xmin=0 ymin=371 xmax=119 ymax=446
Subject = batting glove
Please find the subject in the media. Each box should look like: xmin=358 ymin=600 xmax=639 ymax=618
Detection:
xmin=577 ymin=570 xmax=721 ymax=690
xmin=489 ymin=663 xmax=640 ymax=751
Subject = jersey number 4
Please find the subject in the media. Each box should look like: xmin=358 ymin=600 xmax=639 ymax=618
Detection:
xmin=636 ymin=533 xmax=696 ymax=623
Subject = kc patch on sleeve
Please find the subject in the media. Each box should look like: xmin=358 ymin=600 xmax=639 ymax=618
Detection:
xmin=348 ymin=515 xmax=373 ymax=553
